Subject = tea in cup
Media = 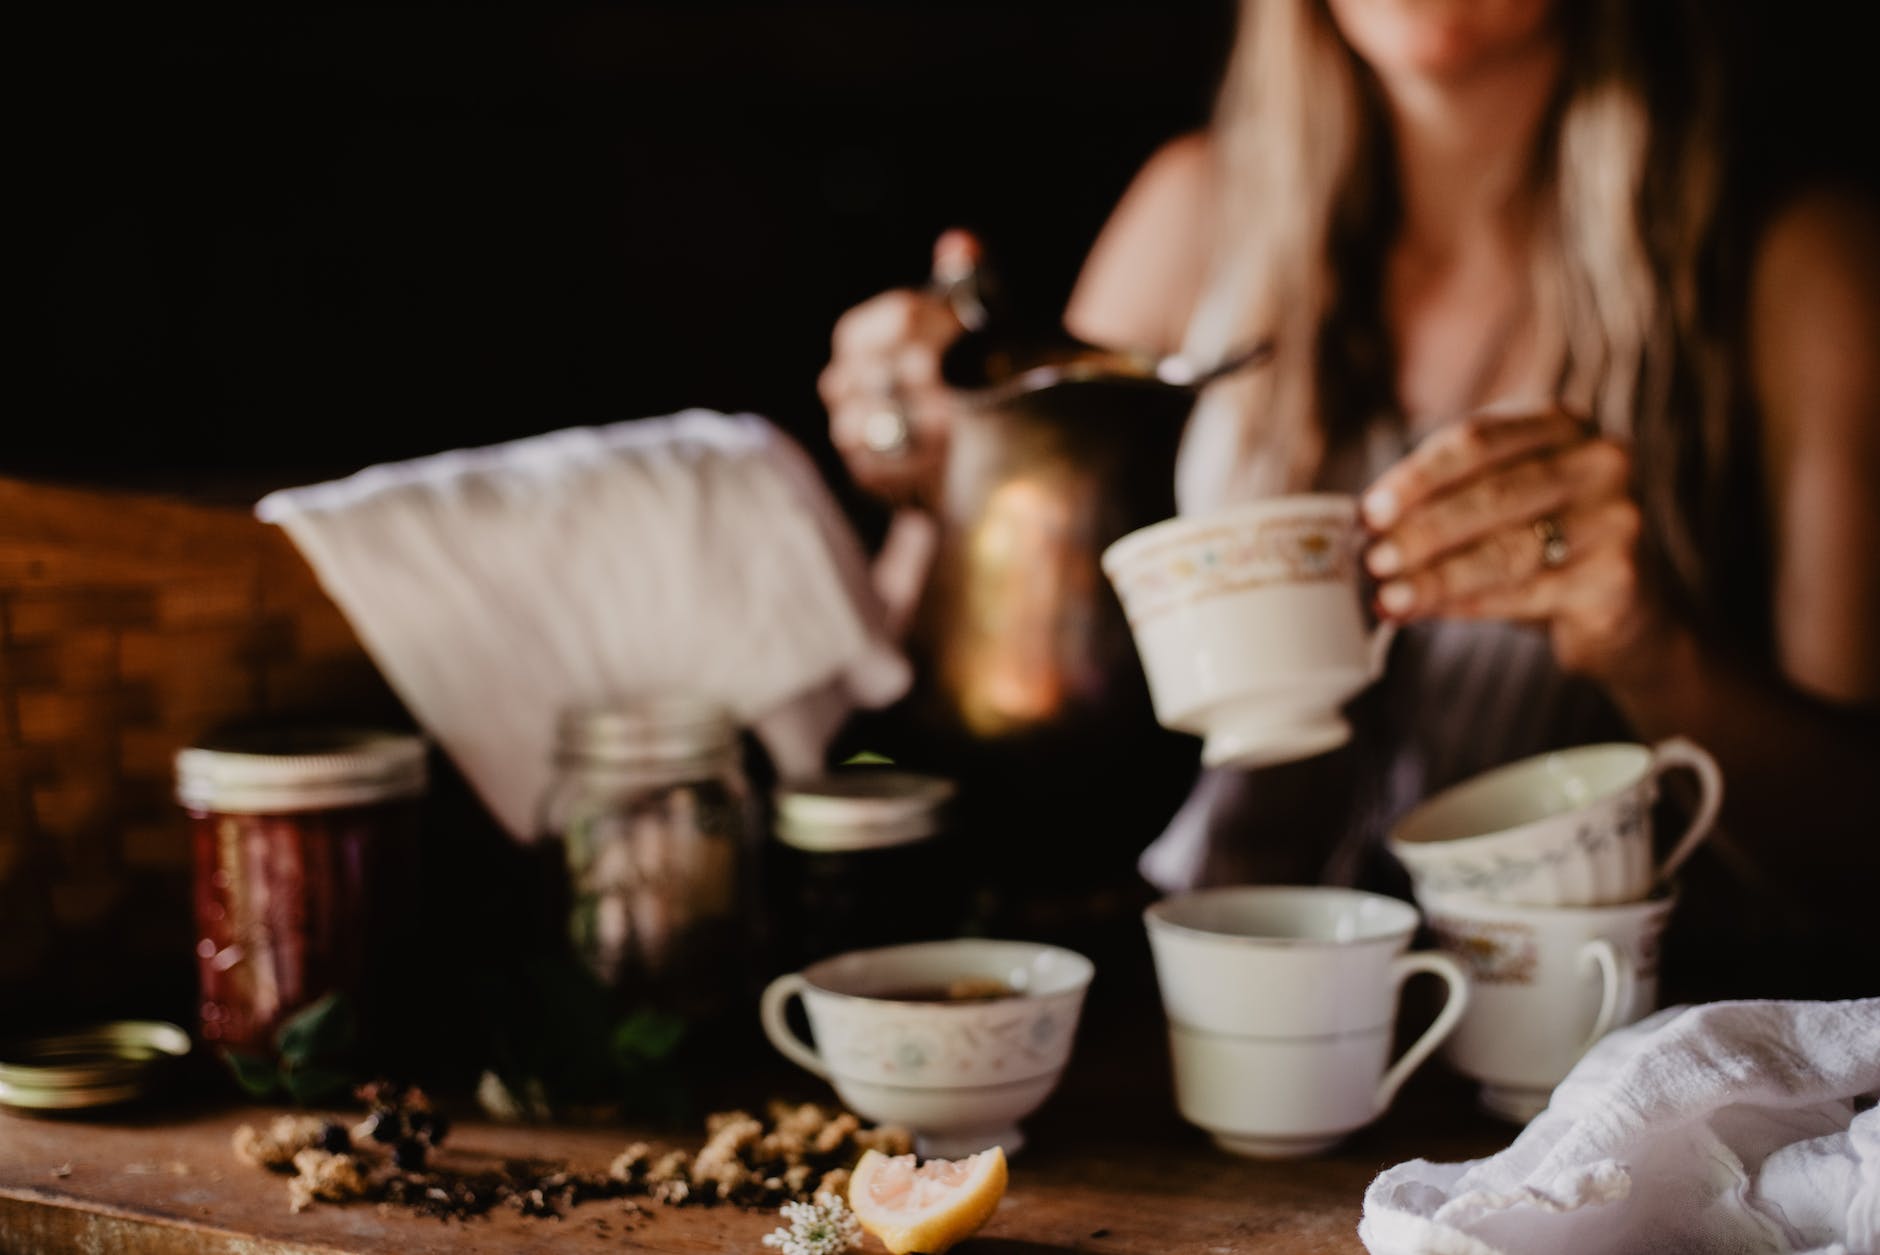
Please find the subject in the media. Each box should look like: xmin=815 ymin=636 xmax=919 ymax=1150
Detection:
xmin=760 ymin=939 xmax=1093 ymax=1157
xmin=1387 ymin=739 xmax=1722 ymax=906
xmin=1418 ymin=887 xmax=1674 ymax=1123
xmin=1101 ymin=494 xmax=1393 ymax=768
xmin=1144 ymin=887 xmax=1467 ymax=1158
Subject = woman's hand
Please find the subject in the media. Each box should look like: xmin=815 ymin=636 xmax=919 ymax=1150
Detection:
xmin=819 ymin=230 xmax=982 ymax=506
xmin=1359 ymin=405 xmax=1669 ymax=682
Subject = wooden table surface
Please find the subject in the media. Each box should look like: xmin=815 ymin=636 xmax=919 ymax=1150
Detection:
xmin=0 ymin=1000 xmax=1515 ymax=1255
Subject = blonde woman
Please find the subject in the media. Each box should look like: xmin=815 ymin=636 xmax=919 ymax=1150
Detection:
xmin=821 ymin=0 xmax=1879 ymax=987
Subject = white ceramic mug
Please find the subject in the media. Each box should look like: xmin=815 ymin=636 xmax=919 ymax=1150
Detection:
xmin=1418 ymin=888 xmax=1674 ymax=1123
xmin=1101 ymin=494 xmax=1394 ymax=769
xmin=1144 ymin=887 xmax=1468 ymax=1158
xmin=1387 ymin=739 xmax=1723 ymax=906
xmin=759 ymin=939 xmax=1094 ymax=1157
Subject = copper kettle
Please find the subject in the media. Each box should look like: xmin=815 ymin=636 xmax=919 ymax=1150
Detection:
xmin=908 ymin=328 xmax=1270 ymax=742
xmin=851 ymin=329 xmax=1254 ymax=910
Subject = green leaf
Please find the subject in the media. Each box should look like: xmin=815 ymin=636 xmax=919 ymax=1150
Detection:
xmin=281 ymin=1063 xmax=356 ymax=1107
xmin=612 ymin=1008 xmax=687 ymax=1064
xmin=274 ymin=992 xmax=357 ymax=1066
xmin=222 ymin=1049 xmax=281 ymax=1100
xmin=841 ymin=751 xmax=895 ymax=766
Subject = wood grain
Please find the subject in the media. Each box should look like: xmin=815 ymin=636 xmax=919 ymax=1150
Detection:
xmin=0 ymin=1019 xmax=1515 ymax=1255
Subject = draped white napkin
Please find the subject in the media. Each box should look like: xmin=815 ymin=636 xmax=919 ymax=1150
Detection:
xmin=257 ymin=411 xmax=909 ymax=839
xmin=1361 ymin=998 xmax=1880 ymax=1255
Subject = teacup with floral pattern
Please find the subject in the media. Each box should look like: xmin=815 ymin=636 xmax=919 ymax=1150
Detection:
xmin=1102 ymin=494 xmax=1394 ymax=769
xmin=1418 ymin=886 xmax=1675 ymax=1123
xmin=1387 ymin=739 xmax=1722 ymax=907
xmin=760 ymin=939 xmax=1094 ymax=1157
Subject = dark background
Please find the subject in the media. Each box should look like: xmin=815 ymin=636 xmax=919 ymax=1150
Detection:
xmin=21 ymin=1 xmax=1875 ymax=513
xmin=22 ymin=2 xmax=1233 ymax=517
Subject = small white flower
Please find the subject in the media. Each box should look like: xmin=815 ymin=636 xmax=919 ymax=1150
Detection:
xmin=761 ymin=1192 xmax=862 ymax=1255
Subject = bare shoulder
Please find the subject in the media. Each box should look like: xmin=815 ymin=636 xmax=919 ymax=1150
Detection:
xmin=1753 ymin=185 xmax=1880 ymax=277
xmin=1749 ymin=188 xmax=1880 ymax=702
xmin=1132 ymin=132 xmax=1217 ymax=195
xmin=1065 ymin=133 xmax=1219 ymax=353
xmin=1749 ymin=185 xmax=1880 ymax=445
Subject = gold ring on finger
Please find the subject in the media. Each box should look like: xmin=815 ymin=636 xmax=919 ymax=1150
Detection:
xmin=1534 ymin=515 xmax=1570 ymax=569
xmin=861 ymin=398 xmax=914 ymax=458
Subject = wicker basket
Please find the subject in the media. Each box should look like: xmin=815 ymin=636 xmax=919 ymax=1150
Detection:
xmin=0 ymin=474 xmax=402 ymax=1003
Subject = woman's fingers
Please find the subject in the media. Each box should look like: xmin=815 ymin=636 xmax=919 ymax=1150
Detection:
xmin=823 ymin=241 xmax=982 ymax=505
xmin=1375 ymin=497 xmax=1643 ymax=619
xmin=1365 ymin=438 xmax=1631 ymax=578
xmin=829 ymin=381 xmax=955 ymax=502
xmin=1359 ymin=406 xmax=1659 ymax=680
xmin=823 ymin=290 xmax=959 ymax=415
xmin=1440 ymin=532 xmax=1650 ymax=675
xmin=831 ymin=288 xmax=961 ymax=359
xmin=829 ymin=383 xmax=952 ymax=453
xmin=824 ymin=288 xmax=963 ymax=419
xmin=1360 ymin=407 xmax=1593 ymax=530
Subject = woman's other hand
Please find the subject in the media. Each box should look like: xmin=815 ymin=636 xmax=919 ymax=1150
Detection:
xmin=1359 ymin=405 xmax=1663 ymax=682
xmin=820 ymin=230 xmax=982 ymax=506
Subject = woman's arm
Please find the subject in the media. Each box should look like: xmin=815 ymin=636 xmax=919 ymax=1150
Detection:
xmin=1064 ymin=134 xmax=1218 ymax=354
xmin=1599 ymin=190 xmax=1880 ymax=887
xmin=1359 ymin=189 xmax=1880 ymax=890
xmin=1750 ymin=189 xmax=1880 ymax=704
xmin=822 ymin=133 xmax=1217 ymax=505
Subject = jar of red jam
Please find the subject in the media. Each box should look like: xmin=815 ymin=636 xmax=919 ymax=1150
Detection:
xmin=176 ymin=728 xmax=426 ymax=1054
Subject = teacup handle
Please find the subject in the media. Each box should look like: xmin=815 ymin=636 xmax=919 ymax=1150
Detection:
xmin=1577 ymin=938 xmax=1637 ymax=1052
xmin=1648 ymin=737 xmax=1724 ymax=886
xmin=760 ymin=974 xmax=829 ymax=1079
xmin=1374 ymin=951 xmax=1470 ymax=1114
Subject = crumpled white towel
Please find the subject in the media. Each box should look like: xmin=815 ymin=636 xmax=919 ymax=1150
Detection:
xmin=1361 ymin=998 xmax=1880 ymax=1255
xmin=257 ymin=411 xmax=910 ymax=839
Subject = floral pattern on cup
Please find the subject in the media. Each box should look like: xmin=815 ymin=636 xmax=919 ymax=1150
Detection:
xmin=1635 ymin=924 xmax=1663 ymax=980
xmin=813 ymin=1001 xmax=1082 ymax=1087
xmin=1426 ymin=917 xmax=1539 ymax=985
xmin=1106 ymin=510 xmax=1357 ymax=628
xmin=1409 ymin=796 xmax=1648 ymax=899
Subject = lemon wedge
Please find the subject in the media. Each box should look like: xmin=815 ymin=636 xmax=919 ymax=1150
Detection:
xmin=848 ymin=1146 xmax=1007 ymax=1255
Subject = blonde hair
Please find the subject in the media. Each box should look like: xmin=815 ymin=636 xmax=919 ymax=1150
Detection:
xmin=1187 ymin=0 xmax=1736 ymax=609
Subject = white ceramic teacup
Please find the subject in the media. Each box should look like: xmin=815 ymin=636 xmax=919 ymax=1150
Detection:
xmin=1387 ymin=739 xmax=1722 ymax=907
xmin=759 ymin=939 xmax=1093 ymax=1157
xmin=1418 ymin=887 xmax=1675 ymax=1123
xmin=1101 ymin=494 xmax=1394 ymax=769
xmin=1144 ymin=887 xmax=1468 ymax=1158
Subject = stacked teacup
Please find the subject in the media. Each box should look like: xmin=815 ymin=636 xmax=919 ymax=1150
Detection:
xmin=1386 ymin=738 xmax=1723 ymax=1122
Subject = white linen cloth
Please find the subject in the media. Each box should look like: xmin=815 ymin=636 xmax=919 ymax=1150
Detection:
xmin=1361 ymin=998 xmax=1880 ymax=1255
xmin=256 ymin=411 xmax=910 ymax=839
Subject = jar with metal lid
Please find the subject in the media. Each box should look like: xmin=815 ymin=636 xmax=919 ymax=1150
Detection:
xmin=770 ymin=770 xmax=958 ymax=967
xmin=538 ymin=699 xmax=752 ymax=1018
xmin=176 ymin=727 xmax=426 ymax=1054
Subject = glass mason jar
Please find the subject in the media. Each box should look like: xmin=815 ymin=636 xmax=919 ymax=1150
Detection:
xmin=176 ymin=728 xmax=426 ymax=1054
xmin=538 ymin=700 xmax=752 ymax=1018
xmin=770 ymin=770 xmax=957 ymax=968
